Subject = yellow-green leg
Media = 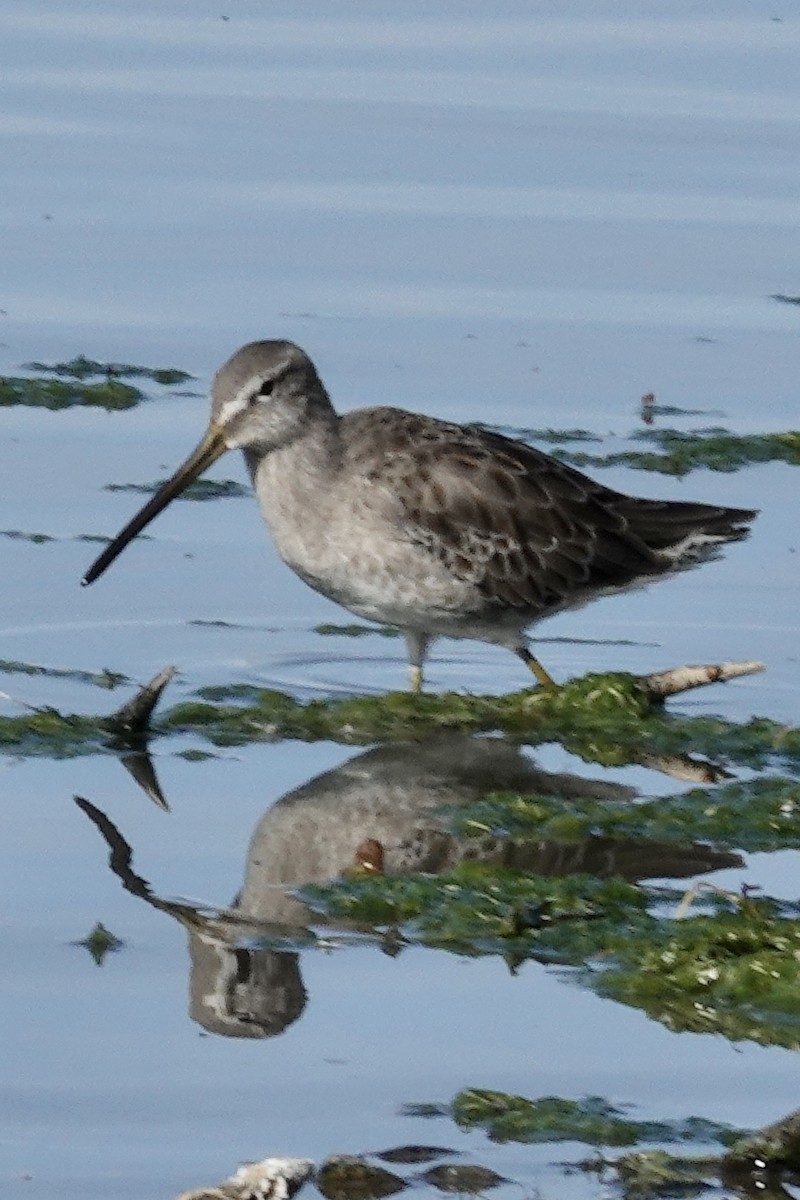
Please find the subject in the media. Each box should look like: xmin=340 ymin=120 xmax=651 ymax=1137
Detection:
xmin=516 ymin=646 xmax=557 ymax=689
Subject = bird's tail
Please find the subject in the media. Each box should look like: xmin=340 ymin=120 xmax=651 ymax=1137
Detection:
xmin=616 ymin=498 xmax=757 ymax=561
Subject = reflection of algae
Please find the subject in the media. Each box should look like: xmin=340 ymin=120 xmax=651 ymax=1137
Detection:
xmin=302 ymin=869 xmax=646 ymax=950
xmin=308 ymin=870 xmax=800 ymax=1047
xmin=453 ymin=775 xmax=800 ymax=854
xmin=598 ymin=908 xmax=800 ymax=1031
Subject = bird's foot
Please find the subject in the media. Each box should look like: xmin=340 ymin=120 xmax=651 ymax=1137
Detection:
xmin=516 ymin=647 xmax=557 ymax=689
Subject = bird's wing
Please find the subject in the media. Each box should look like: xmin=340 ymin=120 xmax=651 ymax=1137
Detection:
xmin=345 ymin=410 xmax=660 ymax=612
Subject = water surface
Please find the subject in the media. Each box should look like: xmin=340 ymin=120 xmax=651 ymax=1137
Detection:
xmin=1 ymin=3 xmax=799 ymax=1197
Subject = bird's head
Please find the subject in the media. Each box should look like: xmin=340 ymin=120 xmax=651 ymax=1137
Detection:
xmin=82 ymin=339 xmax=328 ymax=585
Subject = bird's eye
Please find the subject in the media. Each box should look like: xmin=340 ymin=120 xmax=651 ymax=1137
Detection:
xmin=257 ymin=379 xmax=275 ymax=398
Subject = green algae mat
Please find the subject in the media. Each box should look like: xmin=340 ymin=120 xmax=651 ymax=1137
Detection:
xmin=1 ymin=355 xmax=192 ymax=410
xmin=6 ymin=663 xmax=800 ymax=1055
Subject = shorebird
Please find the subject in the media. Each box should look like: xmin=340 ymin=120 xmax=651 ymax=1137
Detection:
xmin=83 ymin=340 xmax=756 ymax=690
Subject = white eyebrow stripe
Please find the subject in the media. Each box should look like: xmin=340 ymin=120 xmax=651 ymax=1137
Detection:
xmin=217 ymin=381 xmax=257 ymax=425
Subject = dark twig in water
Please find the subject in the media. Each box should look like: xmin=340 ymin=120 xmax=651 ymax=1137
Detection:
xmin=102 ymin=665 xmax=176 ymax=738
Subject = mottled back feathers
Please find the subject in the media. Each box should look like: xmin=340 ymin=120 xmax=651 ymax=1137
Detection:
xmin=340 ymin=407 xmax=755 ymax=618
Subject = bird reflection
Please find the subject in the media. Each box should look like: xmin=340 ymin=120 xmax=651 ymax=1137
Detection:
xmin=77 ymin=735 xmax=742 ymax=1040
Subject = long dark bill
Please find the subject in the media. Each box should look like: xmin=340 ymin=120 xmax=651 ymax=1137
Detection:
xmin=82 ymin=422 xmax=228 ymax=586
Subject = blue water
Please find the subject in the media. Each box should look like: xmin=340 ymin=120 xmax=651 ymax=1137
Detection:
xmin=1 ymin=3 xmax=799 ymax=1196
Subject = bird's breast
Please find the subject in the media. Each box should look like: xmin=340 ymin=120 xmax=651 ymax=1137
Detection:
xmin=247 ymin=447 xmax=480 ymax=626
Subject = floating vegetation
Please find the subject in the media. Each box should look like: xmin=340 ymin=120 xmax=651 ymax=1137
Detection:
xmin=72 ymin=921 xmax=125 ymax=965
xmin=1 ymin=355 xmax=192 ymax=410
xmin=170 ymin=1096 xmax=800 ymax=1200
xmin=188 ymin=618 xmax=240 ymax=628
xmin=611 ymin=1150 xmax=719 ymax=1200
xmin=105 ymin=478 xmax=248 ymax=500
xmin=0 ymin=659 xmax=127 ymax=689
xmin=1 ymin=671 xmax=799 ymax=761
xmin=556 ymin=427 xmax=800 ymax=476
xmin=159 ymin=681 xmax=780 ymax=760
xmin=475 ymin=423 xmax=603 ymax=444
xmin=24 ymin=354 xmax=192 ymax=386
xmin=406 ymin=1088 xmax=800 ymax=1196
xmin=1 ymin=529 xmax=146 ymax=547
xmin=0 ymin=375 xmax=144 ymax=410
xmin=372 ymin=1148 xmax=460 ymax=1165
xmin=420 ymin=1164 xmax=505 ymax=1192
xmin=315 ymin=622 xmax=401 ymax=639
xmin=0 ymin=529 xmax=55 ymax=544
xmin=0 ymin=706 xmax=102 ymax=759
xmin=7 ymin=353 xmax=796 ymax=481
xmin=407 ymin=1089 xmax=736 ymax=1149
xmin=317 ymin=1156 xmax=406 ymax=1200
xmin=468 ymin=420 xmax=799 ymax=476
xmin=165 ymin=672 xmax=658 ymax=747
xmin=643 ymin=404 xmax=723 ymax=418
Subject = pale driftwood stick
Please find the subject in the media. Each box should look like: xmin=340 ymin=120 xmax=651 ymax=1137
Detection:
xmin=176 ymin=1188 xmax=229 ymax=1200
xmin=176 ymin=1189 xmax=229 ymax=1200
xmin=643 ymin=660 xmax=765 ymax=702
xmin=176 ymin=1157 xmax=315 ymax=1200
xmin=103 ymin=664 xmax=176 ymax=737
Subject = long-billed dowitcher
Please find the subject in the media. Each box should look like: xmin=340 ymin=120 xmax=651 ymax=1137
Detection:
xmin=83 ymin=340 xmax=756 ymax=690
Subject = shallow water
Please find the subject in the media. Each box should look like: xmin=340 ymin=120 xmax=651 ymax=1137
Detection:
xmin=2 ymin=3 xmax=800 ymax=1197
